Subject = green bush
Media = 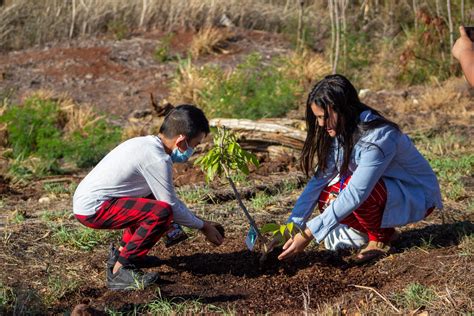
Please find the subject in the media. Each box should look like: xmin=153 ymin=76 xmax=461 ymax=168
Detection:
xmin=153 ymin=33 xmax=176 ymax=63
xmin=200 ymin=53 xmax=302 ymax=119
xmin=0 ymin=96 xmax=121 ymax=177
xmin=1 ymin=97 xmax=62 ymax=159
xmin=67 ymin=120 xmax=121 ymax=168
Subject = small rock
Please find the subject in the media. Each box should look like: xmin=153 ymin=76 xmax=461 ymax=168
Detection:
xmin=38 ymin=196 xmax=51 ymax=204
xmin=71 ymin=303 xmax=102 ymax=316
xmin=359 ymin=88 xmax=371 ymax=98
xmin=85 ymin=73 xmax=93 ymax=80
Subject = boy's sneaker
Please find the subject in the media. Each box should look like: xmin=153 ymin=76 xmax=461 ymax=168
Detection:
xmin=107 ymin=243 xmax=161 ymax=269
xmin=106 ymin=266 xmax=159 ymax=290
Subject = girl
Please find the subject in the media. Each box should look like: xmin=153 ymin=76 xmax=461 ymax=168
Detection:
xmin=278 ymin=74 xmax=442 ymax=262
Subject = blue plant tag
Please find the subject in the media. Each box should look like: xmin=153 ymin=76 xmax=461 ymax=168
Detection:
xmin=245 ymin=226 xmax=258 ymax=251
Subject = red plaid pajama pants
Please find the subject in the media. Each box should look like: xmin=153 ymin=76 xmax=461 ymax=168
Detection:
xmin=75 ymin=197 xmax=173 ymax=266
xmin=318 ymin=176 xmax=434 ymax=243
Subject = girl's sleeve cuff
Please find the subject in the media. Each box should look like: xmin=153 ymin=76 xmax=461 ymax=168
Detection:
xmin=306 ymin=213 xmax=339 ymax=243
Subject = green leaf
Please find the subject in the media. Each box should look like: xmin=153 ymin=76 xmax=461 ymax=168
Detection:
xmin=287 ymin=222 xmax=294 ymax=234
xmin=207 ymin=165 xmax=215 ymax=181
xmin=260 ymin=223 xmax=280 ymax=234
xmin=228 ymin=142 xmax=235 ymax=155
xmin=279 ymin=225 xmax=286 ymax=236
xmin=237 ymin=161 xmax=249 ymax=175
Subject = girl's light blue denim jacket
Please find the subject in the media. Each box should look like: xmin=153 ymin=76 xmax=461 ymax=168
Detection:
xmin=288 ymin=110 xmax=443 ymax=242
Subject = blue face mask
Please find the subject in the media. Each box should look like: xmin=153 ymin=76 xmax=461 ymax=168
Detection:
xmin=170 ymin=140 xmax=194 ymax=163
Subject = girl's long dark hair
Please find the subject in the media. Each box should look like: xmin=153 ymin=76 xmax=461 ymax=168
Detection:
xmin=301 ymin=74 xmax=400 ymax=177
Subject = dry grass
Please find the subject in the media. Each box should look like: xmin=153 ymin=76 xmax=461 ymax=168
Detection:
xmin=0 ymin=0 xmax=325 ymax=51
xmin=280 ymin=50 xmax=331 ymax=87
xmin=121 ymin=116 xmax=164 ymax=141
xmin=167 ymin=59 xmax=216 ymax=106
xmin=384 ymin=77 xmax=473 ymax=129
xmin=190 ymin=27 xmax=233 ymax=58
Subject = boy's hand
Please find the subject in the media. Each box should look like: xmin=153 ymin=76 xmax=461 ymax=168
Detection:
xmin=200 ymin=221 xmax=224 ymax=246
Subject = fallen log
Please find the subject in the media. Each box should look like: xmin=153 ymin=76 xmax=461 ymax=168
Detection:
xmin=209 ymin=118 xmax=306 ymax=150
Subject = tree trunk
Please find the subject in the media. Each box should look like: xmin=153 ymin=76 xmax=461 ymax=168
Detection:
xmin=329 ymin=0 xmax=335 ymax=71
xmin=297 ymin=0 xmax=305 ymax=49
xmin=333 ymin=0 xmax=340 ymax=74
xmin=209 ymin=118 xmax=306 ymax=150
xmin=413 ymin=0 xmax=418 ymax=31
xmin=447 ymin=0 xmax=453 ymax=63
xmin=69 ymin=0 xmax=76 ymax=39
xmin=341 ymin=0 xmax=347 ymax=72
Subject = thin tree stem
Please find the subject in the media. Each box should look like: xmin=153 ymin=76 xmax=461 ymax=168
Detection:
xmin=224 ymin=166 xmax=263 ymax=239
xmin=447 ymin=0 xmax=453 ymax=63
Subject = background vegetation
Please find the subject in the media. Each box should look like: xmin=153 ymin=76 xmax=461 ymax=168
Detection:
xmin=0 ymin=1 xmax=472 ymax=314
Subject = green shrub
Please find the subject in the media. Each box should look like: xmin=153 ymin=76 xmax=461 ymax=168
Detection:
xmin=107 ymin=19 xmax=128 ymax=40
xmin=200 ymin=53 xmax=302 ymax=119
xmin=0 ymin=97 xmax=62 ymax=159
xmin=153 ymin=33 xmax=175 ymax=63
xmin=67 ymin=120 xmax=121 ymax=168
xmin=0 ymin=282 xmax=15 ymax=311
xmin=0 ymin=96 xmax=121 ymax=177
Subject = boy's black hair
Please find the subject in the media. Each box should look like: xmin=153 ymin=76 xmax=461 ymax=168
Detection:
xmin=159 ymin=104 xmax=210 ymax=139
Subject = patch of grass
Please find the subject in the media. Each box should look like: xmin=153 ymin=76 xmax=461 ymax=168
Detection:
xmin=413 ymin=131 xmax=473 ymax=202
xmin=40 ymin=209 xmax=72 ymax=222
xmin=459 ymin=234 xmax=474 ymax=256
xmin=228 ymin=172 xmax=251 ymax=186
xmin=51 ymin=224 xmax=119 ymax=251
xmin=43 ymin=275 xmax=79 ymax=306
xmin=107 ymin=19 xmax=129 ymax=40
xmin=392 ymin=283 xmax=437 ymax=310
xmin=419 ymin=234 xmax=435 ymax=250
xmin=10 ymin=210 xmax=25 ymax=224
xmin=280 ymin=179 xmax=300 ymax=193
xmin=104 ymin=291 xmax=234 ymax=315
xmin=251 ymin=191 xmax=276 ymax=210
xmin=176 ymin=186 xmax=211 ymax=205
xmin=43 ymin=182 xmax=77 ymax=196
xmin=428 ymin=154 xmax=473 ymax=201
xmin=0 ymin=282 xmax=15 ymax=313
xmin=143 ymin=296 xmax=231 ymax=315
xmin=153 ymin=33 xmax=175 ymax=63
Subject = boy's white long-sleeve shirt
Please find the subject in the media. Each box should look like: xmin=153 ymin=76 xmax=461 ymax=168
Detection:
xmin=73 ymin=135 xmax=204 ymax=229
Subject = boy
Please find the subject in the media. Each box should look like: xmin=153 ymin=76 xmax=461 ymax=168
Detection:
xmin=73 ymin=104 xmax=224 ymax=290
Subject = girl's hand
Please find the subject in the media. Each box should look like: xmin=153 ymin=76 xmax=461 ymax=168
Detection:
xmin=278 ymin=228 xmax=314 ymax=260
